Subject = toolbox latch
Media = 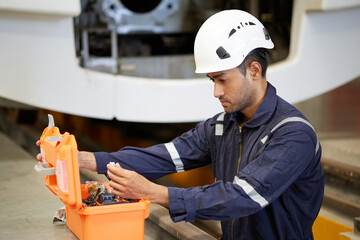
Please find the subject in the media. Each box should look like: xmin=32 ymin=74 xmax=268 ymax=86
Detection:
xmin=34 ymin=162 xmax=56 ymax=176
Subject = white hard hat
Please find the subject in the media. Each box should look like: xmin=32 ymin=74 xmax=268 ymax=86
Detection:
xmin=194 ymin=10 xmax=274 ymax=73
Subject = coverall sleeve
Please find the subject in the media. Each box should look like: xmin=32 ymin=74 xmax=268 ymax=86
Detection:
xmin=168 ymin=125 xmax=319 ymax=222
xmin=94 ymin=119 xmax=212 ymax=180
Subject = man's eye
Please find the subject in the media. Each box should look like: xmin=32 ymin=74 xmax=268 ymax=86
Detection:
xmin=219 ymin=79 xmax=226 ymax=83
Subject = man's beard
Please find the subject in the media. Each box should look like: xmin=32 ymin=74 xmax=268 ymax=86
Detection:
xmin=221 ymin=77 xmax=255 ymax=114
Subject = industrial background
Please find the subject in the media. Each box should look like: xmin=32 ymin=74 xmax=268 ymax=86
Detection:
xmin=0 ymin=0 xmax=359 ymax=239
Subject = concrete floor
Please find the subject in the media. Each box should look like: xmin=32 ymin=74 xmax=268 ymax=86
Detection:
xmin=0 ymin=132 xmax=77 ymax=240
xmin=318 ymin=137 xmax=360 ymax=228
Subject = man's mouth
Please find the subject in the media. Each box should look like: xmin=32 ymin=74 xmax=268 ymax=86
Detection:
xmin=219 ymin=98 xmax=228 ymax=107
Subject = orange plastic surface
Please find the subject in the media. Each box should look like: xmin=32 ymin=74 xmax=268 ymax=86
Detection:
xmin=39 ymin=124 xmax=150 ymax=240
xmin=40 ymin=126 xmax=82 ymax=210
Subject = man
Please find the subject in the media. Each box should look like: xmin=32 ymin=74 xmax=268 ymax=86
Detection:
xmin=38 ymin=10 xmax=324 ymax=239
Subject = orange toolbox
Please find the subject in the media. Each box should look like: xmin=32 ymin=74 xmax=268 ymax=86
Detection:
xmin=34 ymin=114 xmax=150 ymax=240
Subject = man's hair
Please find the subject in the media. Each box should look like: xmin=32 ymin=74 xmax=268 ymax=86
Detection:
xmin=237 ymin=48 xmax=269 ymax=78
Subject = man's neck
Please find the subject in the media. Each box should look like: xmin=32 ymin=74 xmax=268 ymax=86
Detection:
xmin=241 ymin=80 xmax=268 ymax=122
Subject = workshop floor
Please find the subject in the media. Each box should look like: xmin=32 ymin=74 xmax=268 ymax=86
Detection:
xmin=0 ymin=132 xmax=77 ymax=240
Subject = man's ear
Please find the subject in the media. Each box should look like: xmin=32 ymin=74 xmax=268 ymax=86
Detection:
xmin=248 ymin=62 xmax=262 ymax=80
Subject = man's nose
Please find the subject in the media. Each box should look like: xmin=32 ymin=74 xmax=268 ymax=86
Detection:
xmin=214 ymin=83 xmax=224 ymax=98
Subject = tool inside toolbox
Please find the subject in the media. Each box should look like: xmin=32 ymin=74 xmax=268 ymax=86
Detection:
xmin=82 ymin=181 xmax=139 ymax=207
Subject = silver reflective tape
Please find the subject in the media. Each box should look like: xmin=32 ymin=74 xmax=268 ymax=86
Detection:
xmin=260 ymin=135 xmax=268 ymax=144
xmin=315 ymin=139 xmax=320 ymax=154
xmin=215 ymin=124 xmax=224 ymax=136
xmin=233 ymin=176 xmax=269 ymax=207
xmin=164 ymin=142 xmax=184 ymax=172
xmin=217 ymin=112 xmax=226 ymax=121
xmin=271 ymin=117 xmax=314 ymax=133
xmin=262 ymin=117 xmax=319 ymax=154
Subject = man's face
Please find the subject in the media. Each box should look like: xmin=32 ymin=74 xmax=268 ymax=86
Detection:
xmin=207 ymin=67 xmax=255 ymax=114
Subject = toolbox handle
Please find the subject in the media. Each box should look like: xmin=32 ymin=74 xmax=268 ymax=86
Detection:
xmin=34 ymin=162 xmax=56 ymax=176
xmin=48 ymin=114 xmax=55 ymax=128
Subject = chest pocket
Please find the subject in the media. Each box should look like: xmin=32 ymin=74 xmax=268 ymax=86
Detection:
xmin=260 ymin=117 xmax=320 ymax=154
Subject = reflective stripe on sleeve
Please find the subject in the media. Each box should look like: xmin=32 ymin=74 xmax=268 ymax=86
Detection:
xmin=260 ymin=117 xmax=320 ymax=154
xmin=315 ymin=139 xmax=320 ymax=154
xmin=233 ymin=176 xmax=269 ymax=207
xmin=271 ymin=117 xmax=314 ymax=133
xmin=164 ymin=142 xmax=184 ymax=172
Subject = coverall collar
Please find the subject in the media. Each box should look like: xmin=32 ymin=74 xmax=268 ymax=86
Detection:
xmin=231 ymin=82 xmax=277 ymax=128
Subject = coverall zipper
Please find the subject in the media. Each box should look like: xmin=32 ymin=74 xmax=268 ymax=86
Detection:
xmin=231 ymin=125 xmax=243 ymax=240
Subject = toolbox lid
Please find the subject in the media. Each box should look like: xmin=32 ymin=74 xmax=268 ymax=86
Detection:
xmin=56 ymin=133 xmax=82 ymax=209
xmin=39 ymin=115 xmax=82 ymax=210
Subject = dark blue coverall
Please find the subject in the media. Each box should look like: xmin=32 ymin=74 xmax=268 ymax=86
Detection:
xmin=94 ymin=83 xmax=325 ymax=239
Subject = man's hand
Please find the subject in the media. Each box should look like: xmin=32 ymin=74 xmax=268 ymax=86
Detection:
xmin=107 ymin=163 xmax=169 ymax=208
xmin=36 ymin=140 xmax=43 ymax=161
xmin=35 ymin=140 xmax=97 ymax=171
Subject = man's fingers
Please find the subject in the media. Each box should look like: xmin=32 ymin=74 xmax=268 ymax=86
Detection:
xmin=107 ymin=169 xmax=125 ymax=184
xmin=109 ymin=188 xmax=122 ymax=197
xmin=108 ymin=174 xmax=132 ymax=198
xmin=106 ymin=162 xmax=128 ymax=177
xmin=36 ymin=140 xmax=44 ymax=162
xmin=109 ymin=181 xmax=125 ymax=192
xmin=36 ymin=140 xmax=42 ymax=161
xmin=109 ymin=181 xmax=125 ymax=195
xmin=107 ymin=162 xmax=122 ymax=169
